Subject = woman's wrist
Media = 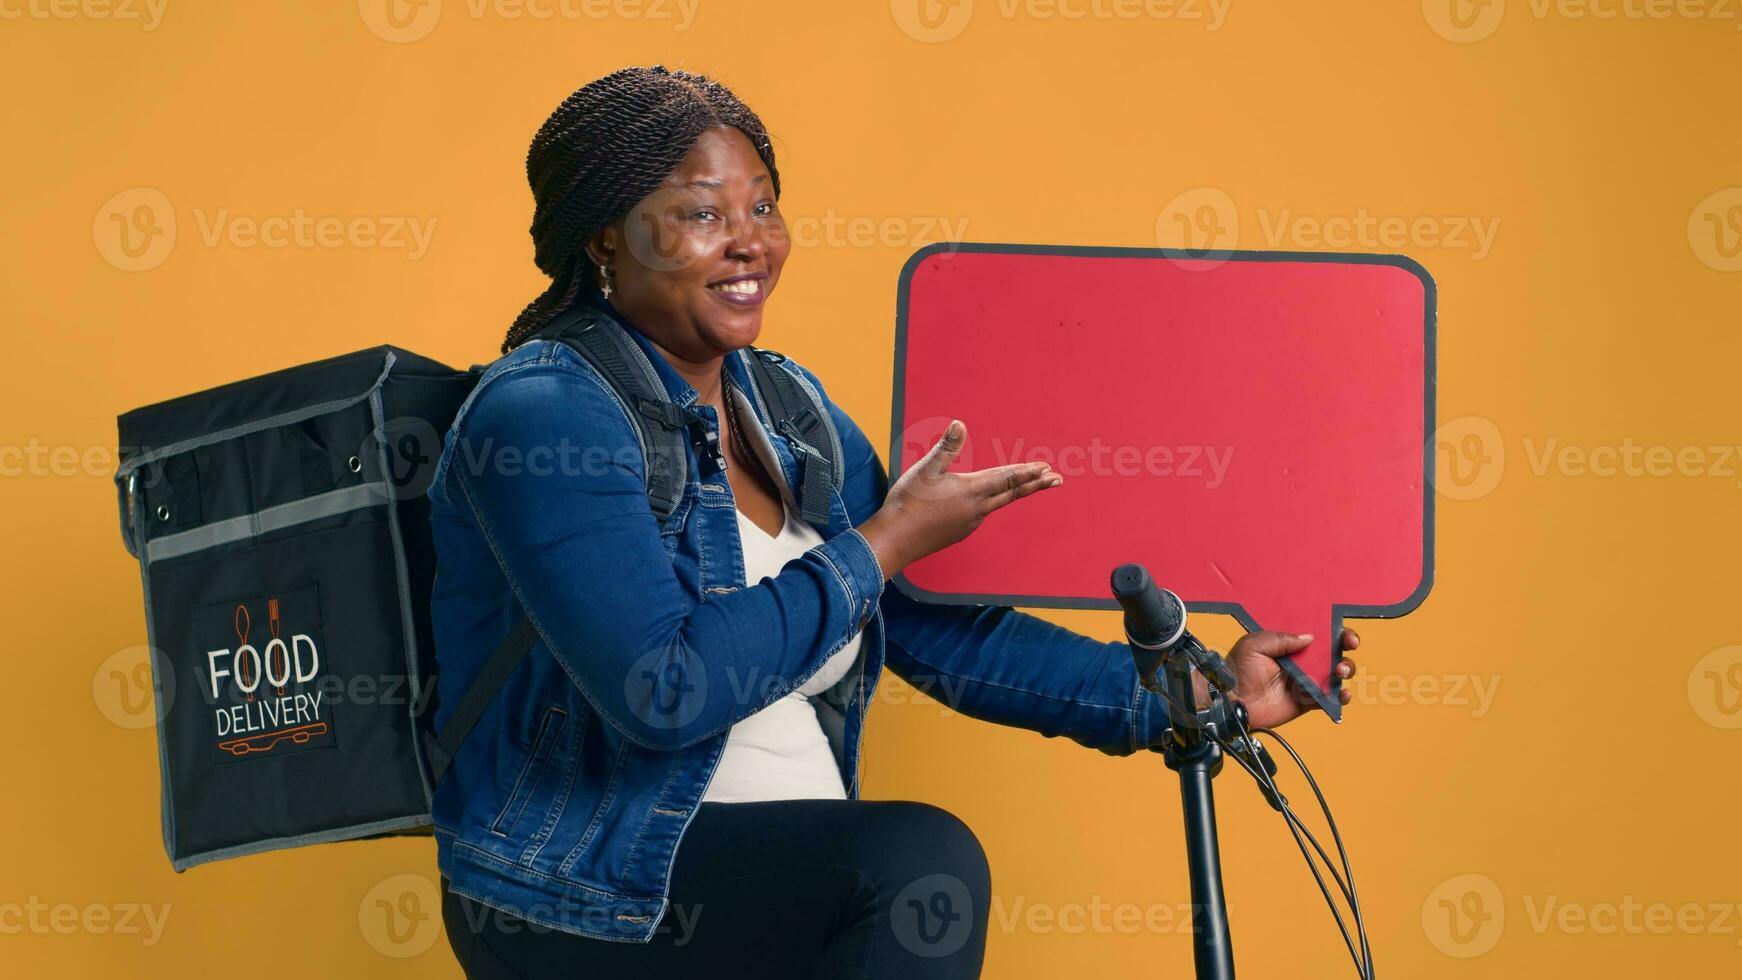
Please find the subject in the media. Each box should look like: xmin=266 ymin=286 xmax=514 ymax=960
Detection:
xmin=854 ymin=514 xmax=907 ymax=582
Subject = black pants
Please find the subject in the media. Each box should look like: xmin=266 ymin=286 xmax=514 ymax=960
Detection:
xmin=440 ymin=799 xmax=993 ymax=979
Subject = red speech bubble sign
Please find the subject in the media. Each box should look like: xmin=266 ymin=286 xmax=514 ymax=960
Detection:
xmin=890 ymin=244 xmax=1435 ymax=720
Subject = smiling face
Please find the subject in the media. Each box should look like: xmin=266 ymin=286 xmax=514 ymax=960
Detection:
xmin=585 ymin=125 xmax=790 ymax=365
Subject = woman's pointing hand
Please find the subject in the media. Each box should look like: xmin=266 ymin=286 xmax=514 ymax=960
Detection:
xmin=857 ymin=420 xmax=1062 ymax=580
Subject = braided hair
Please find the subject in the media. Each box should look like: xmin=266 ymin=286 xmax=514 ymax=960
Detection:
xmin=501 ymin=65 xmax=782 ymax=354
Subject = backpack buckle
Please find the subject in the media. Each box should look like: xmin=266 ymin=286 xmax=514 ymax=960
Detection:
xmin=636 ymin=397 xmax=686 ymax=430
xmin=787 ymin=406 xmax=821 ymax=441
xmin=682 ymin=407 xmax=726 ymax=479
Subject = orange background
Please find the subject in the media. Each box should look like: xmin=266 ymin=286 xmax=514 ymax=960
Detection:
xmin=4 ymin=1 xmax=1741 ymax=976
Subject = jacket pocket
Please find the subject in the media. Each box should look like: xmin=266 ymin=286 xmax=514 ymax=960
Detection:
xmin=489 ymin=705 xmax=567 ymax=838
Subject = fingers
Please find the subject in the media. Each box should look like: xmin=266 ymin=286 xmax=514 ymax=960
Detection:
xmin=1336 ymin=655 xmax=1359 ymax=708
xmin=984 ymin=464 xmax=1062 ymax=509
xmin=919 ymin=420 xmax=967 ymax=478
xmin=969 ymin=461 xmax=1055 ymax=496
xmin=1235 ymin=630 xmax=1314 ymax=660
xmin=1340 ymin=626 xmax=1360 ymax=651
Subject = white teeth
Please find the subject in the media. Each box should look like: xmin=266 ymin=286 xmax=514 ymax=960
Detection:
xmin=712 ymin=280 xmax=760 ymax=295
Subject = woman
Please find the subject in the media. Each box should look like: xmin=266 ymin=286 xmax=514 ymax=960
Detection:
xmin=425 ymin=65 xmax=1362 ymax=979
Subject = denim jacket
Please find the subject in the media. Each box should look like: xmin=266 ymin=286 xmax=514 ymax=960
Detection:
xmin=425 ymin=296 xmax=1173 ymax=941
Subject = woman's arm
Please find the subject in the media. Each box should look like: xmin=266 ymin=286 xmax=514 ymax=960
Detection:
xmin=791 ymin=363 xmax=1170 ymax=757
xmin=447 ymin=352 xmax=886 ymax=752
xmin=878 ymin=583 xmax=1168 ymax=756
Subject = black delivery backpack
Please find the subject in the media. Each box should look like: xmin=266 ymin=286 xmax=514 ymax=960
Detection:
xmin=112 ymin=307 xmax=842 ymax=871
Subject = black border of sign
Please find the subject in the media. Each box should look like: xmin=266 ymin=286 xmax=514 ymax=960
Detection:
xmin=887 ymin=241 xmax=1438 ymax=722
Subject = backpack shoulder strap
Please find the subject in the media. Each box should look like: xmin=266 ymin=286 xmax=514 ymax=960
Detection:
xmin=535 ymin=306 xmax=690 ymax=523
xmin=424 ymin=617 xmax=538 ymax=786
xmin=742 ymin=346 xmax=841 ymax=526
xmin=425 ymin=306 xmax=694 ymax=788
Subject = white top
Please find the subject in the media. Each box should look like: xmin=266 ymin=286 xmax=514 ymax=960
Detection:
xmin=699 ymin=390 xmax=866 ymax=804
